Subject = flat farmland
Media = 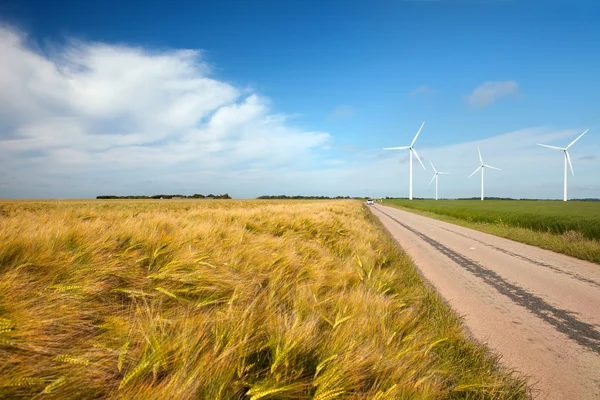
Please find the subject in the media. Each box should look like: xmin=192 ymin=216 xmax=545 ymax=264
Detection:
xmin=385 ymin=200 xmax=600 ymax=263
xmin=0 ymin=200 xmax=526 ymax=399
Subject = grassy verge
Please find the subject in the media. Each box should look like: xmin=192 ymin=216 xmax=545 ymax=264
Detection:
xmin=383 ymin=200 xmax=600 ymax=264
xmin=0 ymin=200 xmax=527 ymax=398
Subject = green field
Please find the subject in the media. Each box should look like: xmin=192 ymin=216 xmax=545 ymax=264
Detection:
xmin=385 ymin=199 xmax=600 ymax=263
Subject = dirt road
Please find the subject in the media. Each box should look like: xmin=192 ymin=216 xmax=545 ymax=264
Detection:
xmin=369 ymin=204 xmax=600 ymax=399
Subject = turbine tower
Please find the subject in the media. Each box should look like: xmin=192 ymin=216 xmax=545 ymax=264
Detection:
xmin=468 ymin=147 xmax=501 ymax=201
xmin=429 ymin=161 xmax=449 ymax=201
xmin=384 ymin=122 xmax=426 ymax=200
xmin=537 ymin=129 xmax=589 ymax=202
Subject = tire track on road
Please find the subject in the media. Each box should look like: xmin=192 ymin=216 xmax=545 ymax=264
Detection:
xmin=436 ymin=225 xmax=600 ymax=289
xmin=376 ymin=207 xmax=600 ymax=353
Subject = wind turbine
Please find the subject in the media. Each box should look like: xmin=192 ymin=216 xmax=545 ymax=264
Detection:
xmin=384 ymin=122 xmax=426 ymax=200
xmin=429 ymin=161 xmax=450 ymax=200
xmin=468 ymin=147 xmax=501 ymax=201
xmin=537 ymin=129 xmax=589 ymax=202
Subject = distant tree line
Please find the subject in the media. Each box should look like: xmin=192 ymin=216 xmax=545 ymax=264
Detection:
xmin=96 ymin=193 xmax=231 ymax=199
xmin=257 ymin=195 xmax=361 ymax=200
xmin=383 ymin=197 xmax=600 ymax=201
xmin=388 ymin=197 xmax=518 ymax=201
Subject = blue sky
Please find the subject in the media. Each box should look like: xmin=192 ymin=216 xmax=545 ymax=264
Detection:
xmin=1 ymin=0 xmax=599 ymax=199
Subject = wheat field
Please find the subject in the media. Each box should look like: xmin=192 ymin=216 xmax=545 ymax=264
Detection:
xmin=0 ymin=200 xmax=527 ymax=399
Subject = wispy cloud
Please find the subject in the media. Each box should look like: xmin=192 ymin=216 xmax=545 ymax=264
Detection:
xmin=326 ymin=105 xmax=355 ymax=121
xmin=464 ymin=81 xmax=519 ymax=109
xmin=409 ymin=84 xmax=434 ymax=97
xmin=579 ymin=155 xmax=596 ymax=161
xmin=0 ymin=25 xmax=331 ymax=198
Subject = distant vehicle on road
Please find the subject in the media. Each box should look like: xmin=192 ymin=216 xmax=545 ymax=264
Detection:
xmin=367 ymin=199 xmax=374 ymax=205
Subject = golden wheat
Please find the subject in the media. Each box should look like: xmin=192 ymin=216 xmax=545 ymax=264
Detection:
xmin=0 ymin=199 xmax=527 ymax=399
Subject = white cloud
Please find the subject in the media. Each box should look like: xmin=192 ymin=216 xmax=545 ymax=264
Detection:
xmin=464 ymin=81 xmax=519 ymax=109
xmin=0 ymin=25 xmax=330 ymax=197
xmin=326 ymin=105 xmax=355 ymax=121
xmin=409 ymin=84 xmax=434 ymax=97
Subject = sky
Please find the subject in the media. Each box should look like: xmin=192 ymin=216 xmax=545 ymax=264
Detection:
xmin=1 ymin=0 xmax=599 ymax=199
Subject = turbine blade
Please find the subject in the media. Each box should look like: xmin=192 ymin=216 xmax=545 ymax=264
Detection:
xmin=429 ymin=160 xmax=437 ymax=173
xmin=429 ymin=175 xmax=436 ymax=185
xmin=468 ymin=166 xmax=481 ymax=178
xmin=537 ymin=143 xmax=564 ymax=150
xmin=438 ymin=172 xmax=450 ymax=174
xmin=567 ymin=129 xmax=589 ymax=149
xmin=485 ymin=164 xmax=502 ymax=171
xmin=383 ymin=146 xmax=410 ymax=150
xmin=411 ymin=122 xmax=425 ymax=146
xmin=478 ymin=147 xmax=483 ymax=164
xmin=412 ymin=148 xmax=426 ymax=170
xmin=565 ymin=151 xmax=574 ymax=175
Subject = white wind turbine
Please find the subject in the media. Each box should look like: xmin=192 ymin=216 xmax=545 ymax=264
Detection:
xmin=468 ymin=147 xmax=501 ymax=201
xmin=429 ymin=161 xmax=450 ymax=201
xmin=384 ymin=122 xmax=426 ymax=200
xmin=537 ymin=129 xmax=589 ymax=202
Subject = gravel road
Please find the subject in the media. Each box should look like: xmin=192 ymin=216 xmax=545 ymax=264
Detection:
xmin=369 ymin=204 xmax=600 ymax=399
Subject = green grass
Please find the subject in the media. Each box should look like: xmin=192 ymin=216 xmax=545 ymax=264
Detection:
xmin=0 ymin=200 xmax=527 ymax=399
xmin=384 ymin=199 xmax=600 ymax=264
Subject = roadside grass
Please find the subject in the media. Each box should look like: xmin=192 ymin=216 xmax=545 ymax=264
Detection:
xmin=384 ymin=200 xmax=600 ymax=264
xmin=0 ymin=200 xmax=527 ymax=399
